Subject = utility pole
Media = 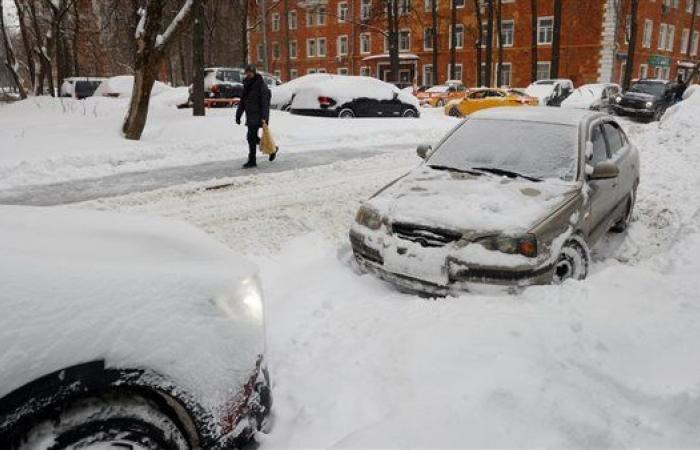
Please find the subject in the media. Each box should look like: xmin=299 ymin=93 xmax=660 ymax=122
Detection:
xmin=261 ymin=0 xmax=269 ymax=72
xmin=192 ymin=0 xmax=205 ymax=116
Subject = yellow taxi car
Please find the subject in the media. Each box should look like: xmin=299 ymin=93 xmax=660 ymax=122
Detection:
xmin=444 ymin=88 xmax=538 ymax=117
xmin=416 ymin=81 xmax=467 ymax=107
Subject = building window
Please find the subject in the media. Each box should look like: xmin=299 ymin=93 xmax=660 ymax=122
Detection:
xmin=318 ymin=37 xmax=327 ymax=57
xmin=360 ymin=33 xmax=371 ymax=54
xmin=642 ymin=20 xmax=653 ymax=48
xmin=692 ymin=31 xmax=700 ymax=55
xmin=271 ymin=13 xmax=280 ymax=31
xmin=289 ymin=40 xmax=297 ymax=59
xmin=272 ymin=42 xmax=280 ymax=60
xmin=306 ymin=10 xmax=316 ymax=26
xmin=318 ymin=68 xmax=327 ymax=73
xmin=501 ymin=20 xmax=514 ymax=47
xmin=537 ymin=17 xmax=554 ymax=45
xmin=338 ymin=1 xmax=348 ymax=22
xmin=536 ymin=61 xmax=551 ymax=80
xmin=337 ymin=35 xmax=349 ymax=56
xmin=451 ymin=24 xmax=464 ymax=49
xmin=290 ymin=69 xmax=298 ymax=79
xmin=288 ymin=10 xmax=297 ymax=30
xmin=361 ymin=0 xmax=372 ymax=20
xmin=338 ymin=67 xmax=349 ymax=75
xmin=497 ymin=62 xmax=512 ymax=86
xmin=360 ymin=66 xmax=371 ymax=76
xmin=658 ymin=23 xmax=667 ymax=50
xmin=257 ymin=44 xmax=264 ymax=62
xmin=447 ymin=63 xmax=462 ymax=81
xmin=423 ymin=64 xmax=433 ymax=85
xmin=424 ymin=0 xmax=437 ymax=11
xmin=666 ymin=25 xmax=675 ymax=51
xmin=424 ymin=28 xmax=434 ymax=50
xmin=317 ymin=6 xmax=327 ymax=25
xmin=306 ymin=38 xmax=316 ymax=57
xmin=399 ymin=0 xmax=411 ymax=14
xmin=682 ymin=28 xmax=690 ymax=53
xmin=274 ymin=70 xmax=281 ymax=78
xmin=399 ymin=30 xmax=411 ymax=51
xmin=639 ymin=64 xmax=648 ymax=79
xmin=454 ymin=0 xmax=465 ymax=7
xmin=688 ymin=0 xmax=694 ymax=13
xmin=308 ymin=68 xmax=317 ymax=74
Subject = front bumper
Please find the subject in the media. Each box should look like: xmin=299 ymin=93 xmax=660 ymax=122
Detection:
xmin=612 ymin=104 xmax=654 ymax=117
xmin=289 ymin=108 xmax=339 ymax=117
xmin=351 ymin=230 xmax=555 ymax=296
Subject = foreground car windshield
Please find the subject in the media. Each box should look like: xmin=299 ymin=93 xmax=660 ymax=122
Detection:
xmin=629 ymin=82 xmax=665 ymax=96
xmin=427 ymin=119 xmax=579 ymax=181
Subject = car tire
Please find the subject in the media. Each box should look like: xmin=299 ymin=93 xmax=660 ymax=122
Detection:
xmin=448 ymin=107 xmax=462 ymax=118
xmin=402 ymin=108 xmax=418 ymax=118
xmin=338 ymin=108 xmax=355 ymax=119
xmin=610 ymin=189 xmax=636 ymax=233
xmin=553 ymin=237 xmax=590 ymax=284
xmin=15 ymin=393 xmax=190 ymax=450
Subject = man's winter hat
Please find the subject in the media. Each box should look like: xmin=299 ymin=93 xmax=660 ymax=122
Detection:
xmin=244 ymin=64 xmax=257 ymax=74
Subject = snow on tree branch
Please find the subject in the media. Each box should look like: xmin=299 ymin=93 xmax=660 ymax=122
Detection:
xmin=155 ymin=0 xmax=194 ymax=54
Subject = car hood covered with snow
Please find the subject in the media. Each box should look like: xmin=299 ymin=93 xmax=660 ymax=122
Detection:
xmin=366 ymin=166 xmax=579 ymax=233
xmin=0 ymin=206 xmax=264 ymax=412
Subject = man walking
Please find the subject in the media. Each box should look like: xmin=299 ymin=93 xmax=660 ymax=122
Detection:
xmin=236 ymin=64 xmax=275 ymax=168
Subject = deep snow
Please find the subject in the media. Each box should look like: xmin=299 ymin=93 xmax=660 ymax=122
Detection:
xmin=72 ymin=92 xmax=700 ymax=447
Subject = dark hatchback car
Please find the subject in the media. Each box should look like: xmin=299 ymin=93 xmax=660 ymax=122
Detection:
xmin=612 ymin=79 xmax=675 ymax=121
xmin=60 ymin=78 xmax=105 ymax=99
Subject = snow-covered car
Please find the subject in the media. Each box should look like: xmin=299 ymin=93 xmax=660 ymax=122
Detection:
xmin=350 ymin=107 xmax=639 ymax=295
xmin=0 ymin=206 xmax=271 ymax=449
xmin=525 ymin=79 xmax=574 ymax=106
xmin=260 ymin=71 xmax=282 ymax=88
xmin=416 ymin=81 xmax=467 ymax=107
xmin=189 ymin=67 xmax=245 ymax=107
xmin=94 ymin=75 xmax=171 ymax=98
xmin=59 ymin=77 xmax=106 ymax=99
xmin=611 ymin=79 xmax=676 ymax=122
xmin=561 ymin=83 xmax=621 ymax=112
xmin=289 ymin=75 xmax=420 ymax=118
xmin=270 ymin=73 xmax=335 ymax=110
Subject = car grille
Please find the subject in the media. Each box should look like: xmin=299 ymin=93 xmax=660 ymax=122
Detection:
xmin=350 ymin=231 xmax=383 ymax=264
xmin=392 ymin=223 xmax=462 ymax=248
xmin=620 ymin=97 xmax=647 ymax=109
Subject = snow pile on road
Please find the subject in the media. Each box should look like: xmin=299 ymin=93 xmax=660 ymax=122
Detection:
xmin=290 ymin=75 xmax=419 ymax=110
xmin=93 ymin=75 xmax=171 ymax=98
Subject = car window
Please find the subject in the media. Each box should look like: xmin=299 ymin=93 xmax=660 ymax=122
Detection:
xmin=602 ymin=122 xmax=625 ymax=155
xmin=469 ymin=91 xmax=486 ymax=99
xmin=589 ymin=124 xmax=609 ymax=164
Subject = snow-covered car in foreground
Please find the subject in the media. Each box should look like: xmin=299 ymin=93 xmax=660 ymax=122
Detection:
xmin=0 ymin=206 xmax=271 ymax=449
xmin=525 ymin=79 xmax=574 ymax=106
xmin=350 ymin=107 xmax=639 ymax=295
xmin=270 ymin=73 xmax=335 ymax=110
xmin=561 ymin=83 xmax=621 ymax=112
xmin=289 ymin=75 xmax=420 ymax=118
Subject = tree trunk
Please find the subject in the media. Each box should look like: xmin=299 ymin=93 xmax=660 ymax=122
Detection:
xmin=530 ymin=0 xmax=537 ymax=82
xmin=622 ymin=0 xmax=638 ymax=90
xmin=688 ymin=0 xmax=698 ymax=56
xmin=496 ymin=0 xmax=503 ymax=86
xmin=431 ymin=0 xmax=438 ymax=84
xmin=14 ymin=0 xmax=36 ymax=89
xmin=387 ymin=0 xmax=400 ymax=83
xmin=485 ymin=0 xmax=493 ymax=87
xmin=473 ymin=0 xmax=482 ymax=87
xmin=192 ymin=0 xmax=205 ymax=116
xmin=450 ymin=0 xmax=457 ymax=80
xmin=551 ymin=0 xmax=562 ymax=78
xmin=1 ymin=2 xmax=28 ymax=98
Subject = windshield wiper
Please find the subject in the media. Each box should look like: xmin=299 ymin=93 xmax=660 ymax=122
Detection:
xmin=471 ymin=167 xmax=542 ymax=182
xmin=428 ymin=165 xmax=483 ymax=176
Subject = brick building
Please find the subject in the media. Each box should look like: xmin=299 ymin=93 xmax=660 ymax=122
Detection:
xmin=249 ymin=0 xmax=700 ymax=87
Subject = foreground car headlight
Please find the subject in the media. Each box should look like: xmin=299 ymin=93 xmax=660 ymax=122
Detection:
xmin=475 ymin=234 xmax=538 ymax=258
xmin=645 ymin=101 xmax=653 ymax=108
xmin=615 ymin=96 xmax=622 ymax=103
xmin=355 ymin=206 xmax=382 ymax=230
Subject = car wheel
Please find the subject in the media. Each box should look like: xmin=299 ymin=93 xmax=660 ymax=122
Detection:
xmin=15 ymin=394 xmax=190 ymax=450
xmin=553 ymin=237 xmax=590 ymax=284
xmin=653 ymin=107 xmax=663 ymax=121
xmin=402 ymin=108 xmax=417 ymax=118
xmin=610 ymin=189 xmax=636 ymax=233
xmin=448 ymin=107 xmax=462 ymax=118
xmin=338 ymin=108 xmax=355 ymax=119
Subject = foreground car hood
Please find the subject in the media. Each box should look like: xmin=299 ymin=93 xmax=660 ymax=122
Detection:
xmin=368 ymin=167 xmax=577 ymax=233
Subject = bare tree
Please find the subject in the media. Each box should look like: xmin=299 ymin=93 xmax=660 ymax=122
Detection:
xmin=551 ymin=0 xmax=562 ymax=78
xmin=123 ymin=0 xmax=204 ymax=140
xmin=1 ymin=1 xmax=28 ymax=98
xmin=192 ymin=0 xmax=205 ymax=116
xmin=472 ymin=0 xmax=483 ymax=87
xmin=484 ymin=0 xmax=493 ymax=87
xmin=530 ymin=0 xmax=537 ymax=82
xmin=622 ymin=0 xmax=638 ymax=90
xmin=42 ymin=0 xmax=77 ymax=93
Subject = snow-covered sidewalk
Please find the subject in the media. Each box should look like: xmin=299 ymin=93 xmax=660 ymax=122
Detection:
xmin=77 ymin=94 xmax=700 ymax=447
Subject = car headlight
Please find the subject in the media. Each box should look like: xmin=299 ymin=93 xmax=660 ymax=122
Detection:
xmin=645 ymin=101 xmax=653 ymax=108
xmin=615 ymin=96 xmax=622 ymax=103
xmin=355 ymin=205 xmax=382 ymax=230
xmin=474 ymin=234 xmax=538 ymax=258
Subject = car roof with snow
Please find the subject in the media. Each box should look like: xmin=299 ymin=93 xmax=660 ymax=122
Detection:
xmin=470 ymin=106 xmax=598 ymax=125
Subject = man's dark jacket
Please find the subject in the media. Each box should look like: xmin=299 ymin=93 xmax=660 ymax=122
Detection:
xmin=236 ymin=74 xmax=271 ymax=127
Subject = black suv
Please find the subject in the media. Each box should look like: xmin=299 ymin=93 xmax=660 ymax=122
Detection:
xmin=612 ymin=79 xmax=675 ymax=121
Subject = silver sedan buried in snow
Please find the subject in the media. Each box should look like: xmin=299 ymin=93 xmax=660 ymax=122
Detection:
xmin=349 ymin=107 xmax=640 ymax=295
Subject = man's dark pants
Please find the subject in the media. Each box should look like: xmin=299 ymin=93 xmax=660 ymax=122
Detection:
xmin=246 ymin=125 xmax=260 ymax=164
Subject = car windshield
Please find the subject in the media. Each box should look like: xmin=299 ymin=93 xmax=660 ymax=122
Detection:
xmin=535 ymin=80 xmax=555 ymax=85
xmin=427 ymin=119 xmax=579 ymax=181
xmin=427 ymin=86 xmax=449 ymax=93
xmin=568 ymin=86 xmax=602 ymax=100
xmin=215 ymin=70 xmax=242 ymax=83
xmin=628 ymin=82 xmax=665 ymax=96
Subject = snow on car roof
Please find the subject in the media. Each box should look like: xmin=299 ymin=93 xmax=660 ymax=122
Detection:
xmin=470 ymin=106 xmax=596 ymax=126
xmin=290 ymin=75 xmax=419 ymax=109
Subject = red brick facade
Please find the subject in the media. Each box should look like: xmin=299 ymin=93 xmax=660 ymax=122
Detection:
xmin=249 ymin=0 xmax=700 ymax=87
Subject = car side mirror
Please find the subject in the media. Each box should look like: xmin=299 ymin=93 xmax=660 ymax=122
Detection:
xmin=417 ymin=144 xmax=432 ymax=160
xmin=588 ymin=161 xmax=619 ymax=180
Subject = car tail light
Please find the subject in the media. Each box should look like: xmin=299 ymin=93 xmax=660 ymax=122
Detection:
xmin=211 ymin=84 xmax=220 ymax=94
xmin=318 ymin=96 xmax=334 ymax=107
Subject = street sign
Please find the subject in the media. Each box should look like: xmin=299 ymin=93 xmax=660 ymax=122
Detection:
xmin=648 ymin=55 xmax=672 ymax=67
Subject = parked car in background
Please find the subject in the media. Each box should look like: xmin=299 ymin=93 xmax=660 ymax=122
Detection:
xmin=188 ymin=67 xmax=245 ymax=107
xmin=0 ymin=206 xmax=272 ymax=449
xmin=289 ymin=75 xmax=420 ymax=118
xmin=612 ymin=79 xmax=675 ymax=121
xmin=94 ymin=75 xmax=171 ymax=98
xmin=416 ymin=81 xmax=467 ymax=107
xmin=350 ymin=107 xmax=639 ymax=295
xmin=260 ymin=71 xmax=282 ymax=88
xmin=59 ymin=77 xmax=106 ymax=99
xmin=525 ymin=79 xmax=574 ymax=106
xmin=561 ymin=83 xmax=621 ymax=112
xmin=271 ymin=73 xmax=335 ymax=110
xmin=444 ymin=87 xmax=537 ymax=117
